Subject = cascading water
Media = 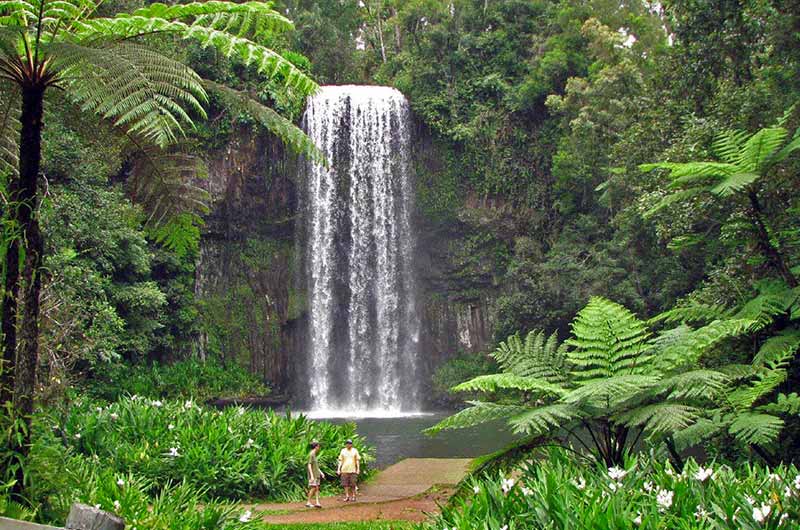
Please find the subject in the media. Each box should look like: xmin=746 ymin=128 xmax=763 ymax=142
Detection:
xmin=302 ymin=86 xmax=420 ymax=415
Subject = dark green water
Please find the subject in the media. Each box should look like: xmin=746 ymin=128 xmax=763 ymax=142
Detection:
xmin=323 ymin=414 xmax=517 ymax=469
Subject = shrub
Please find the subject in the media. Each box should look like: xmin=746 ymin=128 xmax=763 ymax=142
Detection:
xmin=52 ymin=397 xmax=372 ymax=501
xmin=25 ymin=442 xmax=262 ymax=528
xmin=85 ymin=358 xmax=270 ymax=403
xmin=427 ymin=448 xmax=800 ymax=529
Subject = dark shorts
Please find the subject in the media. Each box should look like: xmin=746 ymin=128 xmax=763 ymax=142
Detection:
xmin=340 ymin=473 xmax=357 ymax=487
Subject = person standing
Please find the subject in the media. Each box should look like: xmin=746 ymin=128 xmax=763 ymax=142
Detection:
xmin=306 ymin=441 xmax=323 ymax=508
xmin=337 ymin=439 xmax=360 ymax=502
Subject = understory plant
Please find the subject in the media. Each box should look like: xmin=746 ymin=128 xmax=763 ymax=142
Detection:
xmin=428 ymin=448 xmax=800 ymax=530
xmin=427 ymin=297 xmax=729 ymax=467
xmin=85 ymin=357 xmax=270 ymax=402
xmin=50 ymin=397 xmax=371 ymax=500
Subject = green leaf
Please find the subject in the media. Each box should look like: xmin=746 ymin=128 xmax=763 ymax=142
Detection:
xmin=451 ymin=373 xmax=566 ymax=397
xmin=424 ymin=401 xmax=527 ymax=435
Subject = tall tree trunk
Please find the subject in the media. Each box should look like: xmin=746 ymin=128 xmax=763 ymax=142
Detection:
xmin=10 ymin=85 xmax=44 ymax=497
xmin=1 ymin=203 xmax=19 ymax=406
xmin=748 ymin=191 xmax=798 ymax=287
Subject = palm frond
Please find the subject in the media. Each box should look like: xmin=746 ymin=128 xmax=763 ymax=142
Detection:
xmin=424 ymin=401 xmax=527 ymax=435
xmin=566 ymin=297 xmax=651 ymax=380
xmin=508 ymin=403 xmax=580 ymax=435
xmin=729 ymin=412 xmax=783 ymax=446
xmin=204 ymin=80 xmax=323 ymax=163
xmin=451 ymin=373 xmax=566 ymax=397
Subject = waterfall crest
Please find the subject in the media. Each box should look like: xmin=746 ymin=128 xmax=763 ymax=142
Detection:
xmin=303 ymin=85 xmax=420 ymax=414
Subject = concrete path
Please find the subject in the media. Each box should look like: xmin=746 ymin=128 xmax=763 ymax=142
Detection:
xmin=251 ymin=458 xmax=472 ymax=524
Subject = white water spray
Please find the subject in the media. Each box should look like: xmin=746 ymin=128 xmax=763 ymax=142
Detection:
xmin=303 ymin=86 xmax=420 ymax=415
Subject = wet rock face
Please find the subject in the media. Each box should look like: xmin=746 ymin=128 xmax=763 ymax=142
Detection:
xmin=196 ymin=128 xmax=304 ymax=393
xmin=197 ymin=122 xmax=498 ymax=402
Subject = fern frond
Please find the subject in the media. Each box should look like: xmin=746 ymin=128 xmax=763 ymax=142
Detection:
xmin=712 ymin=129 xmax=749 ymax=164
xmin=76 ymin=15 xmax=315 ymax=95
xmin=52 ymin=41 xmax=207 ymax=147
xmin=491 ymin=330 xmax=568 ymax=383
xmin=424 ymin=401 xmax=527 ymax=435
xmin=753 ymin=328 xmax=800 ymax=366
xmin=741 ymin=127 xmax=788 ymax=172
xmin=642 ymin=188 xmax=704 ymax=218
xmin=148 ymin=211 xmax=203 ymax=257
xmin=508 ymin=403 xmax=580 ymax=435
xmin=451 ymin=373 xmax=566 ymax=397
xmin=654 ymin=318 xmax=755 ymax=371
xmin=130 ymin=1 xmax=294 ymax=35
xmin=727 ymin=363 xmax=789 ymax=411
xmin=710 ymin=172 xmax=760 ymax=196
xmin=672 ymin=415 xmax=727 ymax=452
xmin=0 ymin=83 xmax=19 ymax=177
xmin=125 ymin=141 xmax=209 ymax=232
xmin=616 ymin=403 xmax=701 ymax=436
xmin=650 ymin=303 xmax=729 ymax=325
xmin=758 ymin=393 xmax=800 ymax=416
xmin=563 ymin=375 xmax=658 ymax=408
xmin=566 ymin=297 xmax=652 ymax=380
xmin=732 ymin=281 xmax=797 ymax=330
xmin=729 ymin=412 xmax=783 ymax=446
xmin=655 ymin=369 xmax=729 ymax=400
xmin=204 ymin=80 xmax=323 ymax=163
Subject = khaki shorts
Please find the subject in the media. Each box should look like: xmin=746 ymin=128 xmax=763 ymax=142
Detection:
xmin=340 ymin=473 xmax=357 ymax=488
xmin=308 ymin=478 xmax=320 ymax=487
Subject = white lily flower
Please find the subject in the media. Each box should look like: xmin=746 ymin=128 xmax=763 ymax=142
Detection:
xmin=753 ymin=503 xmax=771 ymax=523
xmin=168 ymin=447 xmax=180 ymax=457
xmin=239 ymin=510 xmax=252 ymax=523
xmin=607 ymin=466 xmax=627 ymax=481
xmin=573 ymin=477 xmax=586 ymax=490
xmin=117 ymin=478 xmax=124 ymax=487
xmin=694 ymin=466 xmax=713 ymax=482
xmin=501 ymin=478 xmax=515 ymax=493
xmin=656 ymin=488 xmax=674 ymax=511
xmin=473 ymin=485 xmax=480 ymax=494
xmin=633 ymin=513 xmax=642 ymax=526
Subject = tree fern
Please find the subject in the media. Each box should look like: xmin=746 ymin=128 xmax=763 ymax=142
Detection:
xmin=759 ymin=393 xmax=800 ymax=415
xmin=566 ymin=297 xmax=651 ymax=380
xmin=563 ymin=375 xmax=659 ymax=409
xmin=508 ymin=403 xmax=580 ymax=436
xmin=729 ymin=413 xmax=784 ymax=446
xmin=205 ymin=80 xmax=322 ymax=163
xmin=424 ymin=401 xmax=528 ymax=435
xmin=655 ymin=369 xmax=729 ymax=400
xmin=491 ymin=330 xmax=568 ymax=383
xmin=753 ymin=328 xmax=800 ymax=366
xmin=615 ymin=403 xmax=702 ymax=436
xmin=451 ymin=374 xmax=565 ymax=397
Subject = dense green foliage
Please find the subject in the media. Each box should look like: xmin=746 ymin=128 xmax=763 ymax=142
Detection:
xmin=85 ymin=358 xmax=269 ymax=402
xmin=426 ymin=448 xmax=800 ymax=529
xmin=49 ymin=398 xmax=370 ymax=500
xmin=12 ymin=398 xmax=371 ymax=524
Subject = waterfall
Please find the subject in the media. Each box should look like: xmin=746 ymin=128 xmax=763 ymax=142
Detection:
xmin=303 ymin=86 xmax=420 ymax=414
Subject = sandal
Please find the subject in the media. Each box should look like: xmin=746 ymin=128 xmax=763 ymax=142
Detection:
xmin=305 ymin=503 xmax=314 ymax=508
xmin=314 ymin=504 xmax=322 ymax=509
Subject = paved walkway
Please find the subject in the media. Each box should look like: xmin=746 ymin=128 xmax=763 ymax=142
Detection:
xmin=250 ymin=458 xmax=472 ymax=524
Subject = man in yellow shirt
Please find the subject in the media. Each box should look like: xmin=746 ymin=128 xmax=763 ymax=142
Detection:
xmin=336 ymin=439 xmax=360 ymax=501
